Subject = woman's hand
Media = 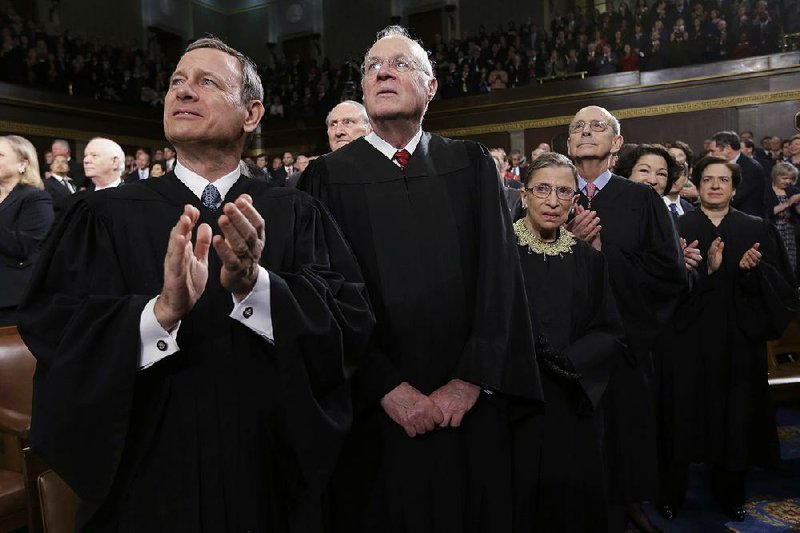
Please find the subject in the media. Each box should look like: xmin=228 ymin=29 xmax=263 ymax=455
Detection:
xmin=707 ymin=237 xmax=724 ymax=275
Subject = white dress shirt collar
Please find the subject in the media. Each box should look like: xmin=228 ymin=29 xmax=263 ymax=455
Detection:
xmin=365 ymin=128 xmax=423 ymax=164
xmin=663 ymin=195 xmax=685 ymax=216
xmin=95 ymin=178 xmax=122 ymax=191
xmin=577 ymin=169 xmax=613 ymax=195
xmin=174 ymin=160 xmax=240 ymax=200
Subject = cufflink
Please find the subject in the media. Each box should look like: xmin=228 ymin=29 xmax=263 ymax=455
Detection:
xmin=156 ymin=340 xmax=168 ymax=351
xmin=243 ymin=306 xmax=254 ymax=319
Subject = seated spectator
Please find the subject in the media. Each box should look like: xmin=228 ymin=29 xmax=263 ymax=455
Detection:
xmin=619 ymin=44 xmax=640 ymax=71
xmin=544 ymin=49 xmax=565 ymax=77
xmin=269 ymin=96 xmax=285 ymax=119
xmin=488 ymin=63 xmax=508 ymax=89
xmin=595 ymin=44 xmax=618 ymax=75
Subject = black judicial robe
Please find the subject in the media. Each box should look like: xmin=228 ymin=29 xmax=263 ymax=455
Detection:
xmin=577 ymin=176 xmax=686 ymax=502
xmin=662 ymin=208 xmax=799 ymax=471
xmin=513 ymin=237 xmax=625 ymax=533
xmin=17 ymin=173 xmax=374 ymax=532
xmin=299 ymin=134 xmax=542 ymax=533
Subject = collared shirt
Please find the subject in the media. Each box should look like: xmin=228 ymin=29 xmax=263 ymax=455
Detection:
xmin=577 ymin=169 xmax=613 ymax=197
xmin=95 ymin=177 xmax=122 ymax=191
xmin=365 ymin=129 xmax=423 ymax=165
xmin=663 ymin=195 xmax=685 ymax=216
xmin=730 ymin=152 xmax=741 ymax=164
xmin=52 ymin=174 xmax=75 ymax=193
xmin=138 ymin=168 xmax=149 ymax=180
xmin=139 ymin=161 xmax=273 ymax=369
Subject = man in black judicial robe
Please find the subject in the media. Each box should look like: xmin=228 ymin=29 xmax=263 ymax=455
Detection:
xmin=299 ymin=26 xmax=542 ymax=533
xmin=17 ymin=38 xmax=373 ymax=532
xmin=566 ymin=106 xmax=687 ymax=532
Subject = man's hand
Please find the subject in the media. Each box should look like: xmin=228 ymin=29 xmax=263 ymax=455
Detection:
xmin=213 ymin=194 xmax=266 ymax=298
xmin=739 ymin=242 xmax=761 ymax=270
xmin=567 ymin=204 xmax=602 ymax=246
xmin=154 ymin=205 xmax=211 ymax=331
xmin=429 ymin=379 xmax=481 ymax=428
xmin=380 ymin=382 xmax=444 ymax=438
xmin=707 ymin=237 xmax=724 ymax=274
xmin=681 ymin=238 xmax=702 ymax=271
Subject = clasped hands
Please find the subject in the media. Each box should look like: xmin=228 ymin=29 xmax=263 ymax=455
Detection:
xmin=567 ymin=205 xmax=602 ymax=250
xmin=154 ymin=194 xmax=265 ymax=331
xmin=380 ymin=379 xmax=481 ymax=438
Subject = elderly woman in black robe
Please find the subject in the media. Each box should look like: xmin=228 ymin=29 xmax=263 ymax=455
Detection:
xmin=512 ymin=153 xmax=625 ymax=533
xmin=659 ymin=156 xmax=799 ymax=521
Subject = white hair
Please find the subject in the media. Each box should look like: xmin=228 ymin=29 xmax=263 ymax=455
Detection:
xmin=89 ymin=137 xmax=126 ymax=176
xmin=325 ymin=100 xmax=369 ymax=127
xmin=363 ymin=25 xmax=434 ymax=80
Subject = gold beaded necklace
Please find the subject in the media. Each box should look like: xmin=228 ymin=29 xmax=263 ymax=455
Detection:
xmin=513 ymin=218 xmax=576 ymax=259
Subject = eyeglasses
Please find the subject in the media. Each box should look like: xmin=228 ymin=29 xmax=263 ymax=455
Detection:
xmin=362 ymin=57 xmax=421 ymax=77
xmin=568 ymin=119 xmax=611 ymax=134
xmin=524 ymin=183 xmax=577 ymax=200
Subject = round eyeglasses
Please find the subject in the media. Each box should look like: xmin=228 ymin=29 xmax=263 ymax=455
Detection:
xmin=568 ymin=119 xmax=611 ymax=134
xmin=362 ymin=57 xmax=420 ymax=77
xmin=524 ymin=183 xmax=577 ymax=200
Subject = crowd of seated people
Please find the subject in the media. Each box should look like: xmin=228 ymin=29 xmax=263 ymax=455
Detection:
xmin=1 ymin=1 xmax=797 ymax=115
xmin=436 ymin=0 xmax=792 ymax=97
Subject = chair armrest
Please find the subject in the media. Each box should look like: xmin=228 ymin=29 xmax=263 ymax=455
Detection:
xmin=0 ymin=407 xmax=31 ymax=438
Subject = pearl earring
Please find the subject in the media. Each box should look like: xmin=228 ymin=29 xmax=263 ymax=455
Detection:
xmin=18 ymin=166 xmax=25 ymax=174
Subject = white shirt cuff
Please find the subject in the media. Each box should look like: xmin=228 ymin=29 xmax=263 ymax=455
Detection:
xmin=230 ymin=265 xmax=274 ymax=342
xmin=139 ymin=297 xmax=181 ymax=369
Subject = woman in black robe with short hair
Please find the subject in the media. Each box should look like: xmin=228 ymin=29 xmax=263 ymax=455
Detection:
xmin=659 ymin=156 xmax=799 ymax=521
xmin=512 ymin=153 xmax=625 ymax=533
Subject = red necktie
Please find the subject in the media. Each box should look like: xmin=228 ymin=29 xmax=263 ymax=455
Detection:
xmin=393 ymin=149 xmax=411 ymax=170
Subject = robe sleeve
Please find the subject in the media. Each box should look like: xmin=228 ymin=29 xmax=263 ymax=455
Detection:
xmin=453 ymin=143 xmax=542 ymax=400
xmin=264 ymin=197 xmax=375 ymax=523
xmin=565 ymin=247 xmax=626 ymax=408
xmin=734 ymin=221 xmax=800 ymax=341
xmin=298 ymin=159 xmax=405 ymax=402
xmin=16 ymin=197 xmax=150 ymax=507
xmin=602 ymin=185 xmax=687 ymax=350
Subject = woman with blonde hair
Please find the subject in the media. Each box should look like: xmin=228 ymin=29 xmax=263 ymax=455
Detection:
xmin=0 ymin=135 xmax=54 ymax=325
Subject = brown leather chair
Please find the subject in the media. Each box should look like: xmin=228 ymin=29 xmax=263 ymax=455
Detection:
xmin=0 ymin=325 xmax=36 ymax=532
xmin=23 ymin=448 xmax=79 ymax=533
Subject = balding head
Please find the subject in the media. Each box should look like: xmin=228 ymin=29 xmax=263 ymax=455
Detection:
xmin=326 ymin=100 xmax=371 ymax=151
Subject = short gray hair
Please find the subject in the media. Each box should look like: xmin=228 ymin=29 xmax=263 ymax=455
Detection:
xmin=184 ymin=37 xmax=263 ymax=106
xmin=363 ymin=25 xmax=434 ymax=80
xmin=524 ymin=151 xmax=579 ymax=187
xmin=325 ymin=100 xmax=369 ymax=127
xmin=772 ymin=161 xmax=799 ymax=184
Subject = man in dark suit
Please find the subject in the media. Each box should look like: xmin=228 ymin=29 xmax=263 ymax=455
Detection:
xmin=51 ymin=138 xmax=87 ymax=190
xmin=663 ymin=160 xmax=695 ymax=218
xmin=709 ymin=130 xmax=768 ymax=218
xmin=125 ymin=151 xmax=151 ymax=183
xmin=269 ymin=151 xmax=294 ymax=185
xmin=42 ymin=154 xmax=75 ymax=210
xmin=163 ymin=145 xmax=177 ymax=173
xmin=84 ymin=137 xmax=126 ymax=190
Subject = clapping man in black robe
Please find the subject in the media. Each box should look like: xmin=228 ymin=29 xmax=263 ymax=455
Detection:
xmin=18 ymin=37 xmax=374 ymax=532
xmin=299 ymin=25 xmax=542 ymax=533
xmin=566 ymin=105 xmax=686 ymax=533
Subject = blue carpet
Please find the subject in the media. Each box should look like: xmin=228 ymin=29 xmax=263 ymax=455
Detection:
xmin=645 ymin=406 xmax=800 ymax=532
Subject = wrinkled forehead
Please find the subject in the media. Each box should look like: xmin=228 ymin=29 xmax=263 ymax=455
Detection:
xmin=174 ymin=48 xmax=241 ymax=83
xmin=328 ymin=103 xmax=363 ymax=125
xmin=368 ymin=36 xmax=427 ymax=68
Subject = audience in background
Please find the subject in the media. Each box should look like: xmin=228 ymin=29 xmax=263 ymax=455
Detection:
xmin=0 ymin=1 xmax=792 ymax=114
